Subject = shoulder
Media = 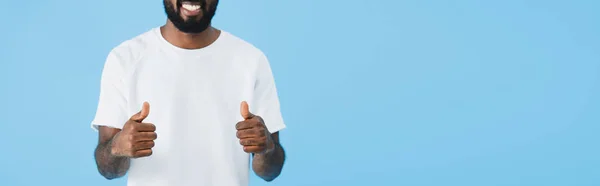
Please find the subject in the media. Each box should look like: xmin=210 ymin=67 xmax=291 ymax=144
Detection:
xmin=99 ymin=28 xmax=158 ymax=79
xmin=219 ymin=31 xmax=276 ymax=77
xmin=219 ymin=31 xmax=267 ymax=60
xmin=107 ymin=28 xmax=159 ymax=64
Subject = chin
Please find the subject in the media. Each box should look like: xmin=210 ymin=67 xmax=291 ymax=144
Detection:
xmin=182 ymin=16 xmax=203 ymax=22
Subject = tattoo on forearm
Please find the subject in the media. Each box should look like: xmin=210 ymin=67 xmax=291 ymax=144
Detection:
xmin=252 ymin=143 xmax=285 ymax=181
xmin=94 ymin=138 xmax=130 ymax=180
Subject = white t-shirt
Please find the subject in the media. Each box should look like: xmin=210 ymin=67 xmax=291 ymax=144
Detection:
xmin=91 ymin=27 xmax=286 ymax=186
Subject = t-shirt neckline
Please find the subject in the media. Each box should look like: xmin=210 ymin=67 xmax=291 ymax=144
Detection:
xmin=153 ymin=27 xmax=226 ymax=54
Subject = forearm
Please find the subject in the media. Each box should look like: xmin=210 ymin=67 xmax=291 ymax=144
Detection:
xmin=252 ymin=143 xmax=285 ymax=181
xmin=94 ymin=138 xmax=131 ymax=180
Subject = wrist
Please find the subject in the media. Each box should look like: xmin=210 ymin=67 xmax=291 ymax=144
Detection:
xmin=107 ymin=132 xmax=124 ymax=157
xmin=257 ymin=138 xmax=276 ymax=156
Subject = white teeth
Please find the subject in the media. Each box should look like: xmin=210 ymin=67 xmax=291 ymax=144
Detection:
xmin=182 ymin=4 xmax=201 ymax=11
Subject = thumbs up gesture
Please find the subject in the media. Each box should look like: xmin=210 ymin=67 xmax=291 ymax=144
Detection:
xmin=110 ymin=102 xmax=158 ymax=158
xmin=235 ymin=101 xmax=274 ymax=154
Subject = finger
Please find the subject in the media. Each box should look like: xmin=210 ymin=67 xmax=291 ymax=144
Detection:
xmin=235 ymin=121 xmax=254 ymax=130
xmin=135 ymin=132 xmax=158 ymax=141
xmin=134 ymin=149 xmax=153 ymax=158
xmin=136 ymin=123 xmax=156 ymax=132
xmin=240 ymin=101 xmax=254 ymax=119
xmin=134 ymin=141 xmax=155 ymax=150
xmin=132 ymin=102 xmax=150 ymax=122
xmin=243 ymin=146 xmax=264 ymax=153
xmin=239 ymin=138 xmax=265 ymax=146
xmin=236 ymin=129 xmax=259 ymax=139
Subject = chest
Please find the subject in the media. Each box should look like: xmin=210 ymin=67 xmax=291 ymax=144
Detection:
xmin=123 ymin=53 xmax=256 ymax=120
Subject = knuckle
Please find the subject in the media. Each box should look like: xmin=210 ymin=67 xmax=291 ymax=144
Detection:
xmin=127 ymin=142 xmax=135 ymax=150
xmin=127 ymin=150 xmax=136 ymax=157
xmin=255 ymin=130 xmax=264 ymax=137
xmin=128 ymin=124 xmax=137 ymax=131
xmin=130 ymin=142 xmax=137 ymax=149
xmin=257 ymin=117 xmax=265 ymax=123
xmin=127 ymin=134 xmax=135 ymax=142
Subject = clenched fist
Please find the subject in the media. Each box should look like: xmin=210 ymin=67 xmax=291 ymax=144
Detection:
xmin=110 ymin=102 xmax=158 ymax=158
xmin=236 ymin=101 xmax=274 ymax=154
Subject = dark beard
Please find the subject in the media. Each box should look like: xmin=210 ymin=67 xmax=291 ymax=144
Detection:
xmin=163 ymin=0 xmax=218 ymax=34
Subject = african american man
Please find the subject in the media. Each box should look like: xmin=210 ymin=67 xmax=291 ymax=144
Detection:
xmin=91 ymin=0 xmax=287 ymax=186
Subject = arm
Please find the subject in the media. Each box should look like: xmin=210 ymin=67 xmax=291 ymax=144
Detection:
xmin=94 ymin=102 xmax=156 ymax=180
xmin=93 ymin=47 xmax=131 ymax=180
xmin=94 ymin=126 xmax=129 ymax=180
xmin=94 ymin=126 xmax=130 ymax=180
xmin=93 ymin=47 xmax=158 ymax=179
xmin=252 ymin=132 xmax=285 ymax=181
xmin=242 ymin=52 xmax=287 ymax=181
xmin=236 ymin=102 xmax=286 ymax=182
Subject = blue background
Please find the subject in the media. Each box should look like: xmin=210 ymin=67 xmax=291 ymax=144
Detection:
xmin=0 ymin=0 xmax=599 ymax=185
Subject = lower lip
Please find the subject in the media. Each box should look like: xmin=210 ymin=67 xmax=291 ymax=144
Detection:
xmin=181 ymin=7 xmax=201 ymax=16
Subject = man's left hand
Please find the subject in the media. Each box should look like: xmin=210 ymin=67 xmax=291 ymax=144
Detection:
xmin=235 ymin=101 xmax=274 ymax=154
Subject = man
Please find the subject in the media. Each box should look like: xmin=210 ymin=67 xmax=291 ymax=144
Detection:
xmin=91 ymin=0 xmax=286 ymax=185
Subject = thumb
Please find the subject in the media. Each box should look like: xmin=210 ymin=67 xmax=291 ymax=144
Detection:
xmin=132 ymin=102 xmax=150 ymax=122
xmin=240 ymin=101 xmax=254 ymax=119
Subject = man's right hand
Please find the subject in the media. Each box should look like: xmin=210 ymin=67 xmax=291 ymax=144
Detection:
xmin=110 ymin=102 xmax=157 ymax=158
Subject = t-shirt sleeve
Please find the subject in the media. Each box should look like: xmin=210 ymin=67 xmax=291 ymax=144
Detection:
xmin=253 ymin=53 xmax=286 ymax=134
xmin=90 ymin=49 xmax=129 ymax=131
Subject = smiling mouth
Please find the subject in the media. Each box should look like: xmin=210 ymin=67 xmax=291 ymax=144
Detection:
xmin=180 ymin=1 xmax=202 ymax=16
